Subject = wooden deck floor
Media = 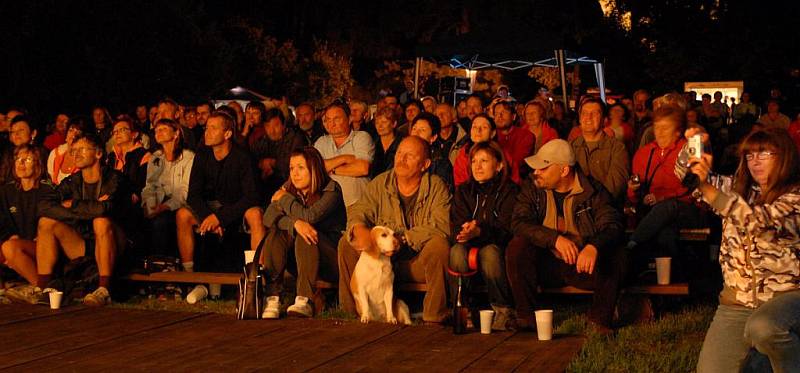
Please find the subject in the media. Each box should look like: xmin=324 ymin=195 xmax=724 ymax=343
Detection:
xmin=0 ymin=304 xmax=584 ymax=372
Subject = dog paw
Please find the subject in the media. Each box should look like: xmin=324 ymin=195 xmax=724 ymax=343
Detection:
xmin=388 ymin=317 xmax=398 ymax=324
xmin=360 ymin=315 xmax=370 ymax=323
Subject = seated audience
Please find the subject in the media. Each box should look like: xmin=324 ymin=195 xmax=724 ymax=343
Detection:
xmin=410 ymin=112 xmax=454 ymax=190
xmin=694 ymin=129 xmax=800 ymax=373
xmin=141 ymin=118 xmax=195 ymax=256
xmin=43 ymin=114 xmax=69 ymax=151
xmin=449 ymin=141 xmax=517 ymax=330
xmin=432 ymin=103 xmax=467 ymax=165
xmin=453 ymin=114 xmax=520 ymax=186
xmin=314 ymin=103 xmax=374 ymax=212
xmin=1 ymin=116 xmax=46 ymax=185
xmin=295 ymin=102 xmax=325 ymax=145
xmin=0 ymin=145 xmax=53 ymax=288
xmin=36 ymin=133 xmax=131 ymax=306
xmin=176 ymin=112 xmax=264 ymax=272
xmin=570 ymin=98 xmax=630 ymax=201
xmin=251 ymin=108 xmax=307 ymax=198
xmin=506 ymin=139 xmax=625 ymax=331
xmin=338 ymin=136 xmax=451 ymax=323
xmin=260 ymin=147 xmax=346 ymax=318
xmin=523 ymin=101 xmax=558 ymax=154
xmin=107 ymin=115 xmax=151 ymax=197
xmin=493 ymin=100 xmax=534 ymax=184
xmin=627 ymin=106 xmax=704 ymax=272
xmin=371 ymin=107 xmax=403 ymax=177
xmin=46 ymin=118 xmax=86 ymax=185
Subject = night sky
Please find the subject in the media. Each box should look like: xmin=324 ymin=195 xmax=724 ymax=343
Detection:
xmin=1 ymin=0 xmax=799 ymax=120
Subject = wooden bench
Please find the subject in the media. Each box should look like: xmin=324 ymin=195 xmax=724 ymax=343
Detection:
xmin=313 ymin=280 xmax=689 ymax=295
xmin=125 ymin=271 xmax=240 ymax=285
xmin=626 ymin=227 xmax=711 ymax=242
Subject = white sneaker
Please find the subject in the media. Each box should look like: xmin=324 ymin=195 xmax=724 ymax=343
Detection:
xmin=262 ymin=296 xmax=280 ymax=319
xmin=286 ymin=296 xmax=313 ymax=318
xmin=186 ymin=285 xmax=208 ymax=304
xmin=83 ymin=287 xmax=111 ymax=307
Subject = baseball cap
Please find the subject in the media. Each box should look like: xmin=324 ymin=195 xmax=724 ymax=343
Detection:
xmin=524 ymin=139 xmax=575 ymax=170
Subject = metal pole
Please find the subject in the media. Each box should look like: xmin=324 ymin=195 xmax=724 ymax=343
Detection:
xmin=556 ymin=49 xmax=569 ymax=109
xmin=414 ymin=57 xmax=422 ymax=99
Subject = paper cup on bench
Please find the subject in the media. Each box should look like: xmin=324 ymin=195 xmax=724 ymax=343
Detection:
xmin=535 ymin=310 xmax=553 ymax=341
xmin=655 ymin=257 xmax=671 ymax=285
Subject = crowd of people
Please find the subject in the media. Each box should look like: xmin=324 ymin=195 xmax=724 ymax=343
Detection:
xmin=0 ymin=85 xmax=799 ymax=371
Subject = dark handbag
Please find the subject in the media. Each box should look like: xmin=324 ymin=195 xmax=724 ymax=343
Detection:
xmin=236 ymin=238 xmax=267 ymax=320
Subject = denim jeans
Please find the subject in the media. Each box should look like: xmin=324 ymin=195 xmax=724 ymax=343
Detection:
xmin=697 ymin=291 xmax=800 ymax=373
xmin=449 ymin=243 xmax=512 ymax=307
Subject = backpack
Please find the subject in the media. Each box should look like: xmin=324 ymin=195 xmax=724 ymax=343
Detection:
xmin=236 ymin=238 xmax=267 ymax=320
xmin=47 ymin=256 xmax=99 ymax=306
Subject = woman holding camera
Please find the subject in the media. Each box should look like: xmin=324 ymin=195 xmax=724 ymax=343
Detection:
xmin=694 ymin=128 xmax=800 ymax=373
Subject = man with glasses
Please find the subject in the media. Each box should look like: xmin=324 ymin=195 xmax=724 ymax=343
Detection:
xmin=314 ymin=103 xmax=374 ymax=213
xmin=35 ymin=133 xmax=131 ymax=306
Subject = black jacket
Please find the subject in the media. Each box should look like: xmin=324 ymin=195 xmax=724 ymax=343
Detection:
xmin=187 ymin=144 xmax=260 ymax=227
xmin=38 ymin=167 xmax=131 ymax=237
xmin=512 ymin=171 xmax=623 ymax=254
xmin=450 ymin=176 xmax=518 ymax=248
xmin=0 ymin=180 xmax=54 ymax=241
xmin=107 ymin=146 xmax=149 ymax=195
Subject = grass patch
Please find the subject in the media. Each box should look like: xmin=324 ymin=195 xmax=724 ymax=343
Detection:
xmin=110 ymin=296 xmax=237 ymax=315
xmin=565 ymin=304 xmax=715 ymax=373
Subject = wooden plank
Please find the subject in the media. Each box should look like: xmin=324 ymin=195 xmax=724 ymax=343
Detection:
xmin=311 ymin=325 xmax=516 ymax=371
xmin=12 ymin=313 xmax=286 ymax=371
xmin=464 ymin=333 xmax=585 ymax=372
xmin=0 ymin=304 xmax=88 ymax=326
xmin=516 ymin=335 xmax=586 ymax=372
xmin=126 ymin=271 xmax=240 ymax=285
xmin=625 ymin=227 xmax=710 ymax=242
xmin=179 ymin=319 xmax=404 ymax=372
xmin=0 ymin=308 xmax=202 ymax=370
xmin=540 ymin=283 xmax=689 ymax=296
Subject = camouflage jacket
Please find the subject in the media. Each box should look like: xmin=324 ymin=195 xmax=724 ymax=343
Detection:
xmin=705 ymin=185 xmax=800 ymax=308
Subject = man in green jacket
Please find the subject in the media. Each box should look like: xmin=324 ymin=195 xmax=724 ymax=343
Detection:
xmin=338 ymin=136 xmax=451 ymax=323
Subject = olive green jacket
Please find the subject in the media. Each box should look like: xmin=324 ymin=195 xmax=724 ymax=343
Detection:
xmin=346 ymin=169 xmax=451 ymax=251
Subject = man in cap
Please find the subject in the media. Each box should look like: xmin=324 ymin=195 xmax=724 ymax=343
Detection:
xmin=505 ymin=139 xmax=625 ymax=331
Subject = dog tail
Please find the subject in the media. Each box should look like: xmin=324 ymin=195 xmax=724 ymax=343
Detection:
xmin=395 ymin=299 xmax=412 ymax=326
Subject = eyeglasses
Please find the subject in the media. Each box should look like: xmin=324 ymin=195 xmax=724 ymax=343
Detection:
xmin=69 ymin=147 xmax=96 ymax=155
xmin=14 ymin=156 xmax=34 ymax=165
xmin=745 ymin=151 xmax=777 ymax=161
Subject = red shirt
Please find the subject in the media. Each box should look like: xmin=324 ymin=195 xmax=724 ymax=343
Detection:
xmin=497 ymin=125 xmax=534 ymax=180
xmin=789 ymin=119 xmax=800 ymax=154
xmin=43 ymin=132 xmax=66 ymax=151
xmin=628 ymin=138 xmax=689 ymax=203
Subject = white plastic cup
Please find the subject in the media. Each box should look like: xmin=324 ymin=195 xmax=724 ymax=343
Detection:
xmin=209 ymin=283 xmax=222 ymax=299
xmin=186 ymin=285 xmax=208 ymax=304
xmin=49 ymin=291 xmax=64 ymax=310
xmin=535 ymin=310 xmax=554 ymax=341
xmin=479 ymin=310 xmax=495 ymax=335
xmin=244 ymin=250 xmax=256 ymax=264
xmin=655 ymin=257 xmax=672 ymax=285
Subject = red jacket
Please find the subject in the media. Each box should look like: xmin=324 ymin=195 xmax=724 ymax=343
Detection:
xmin=628 ymin=138 xmax=689 ymax=203
xmin=497 ymin=125 xmax=534 ymax=180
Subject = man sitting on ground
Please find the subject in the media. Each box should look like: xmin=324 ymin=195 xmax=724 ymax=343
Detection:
xmin=176 ymin=112 xmax=264 ymax=272
xmin=506 ymin=139 xmax=625 ymax=331
xmin=338 ymin=136 xmax=451 ymax=323
xmin=35 ymin=133 xmax=131 ymax=306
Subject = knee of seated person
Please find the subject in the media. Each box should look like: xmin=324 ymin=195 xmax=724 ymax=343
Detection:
xmin=479 ymin=245 xmax=504 ymax=275
xmin=38 ymin=216 xmax=58 ymax=231
xmin=421 ymin=236 xmax=449 ymax=262
xmin=92 ymin=217 xmax=113 ymax=234
xmin=449 ymin=244 xmax=469 ymax=272
xmin=1 ymin=241 xmax=16 ymax=261
xmin=244 ymin=207 xmax=263 ymax=225
xmin=175 ymin=208 xmax=194 ymax=225
xmin=745 ymin=312 xmax=786 ymax=349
